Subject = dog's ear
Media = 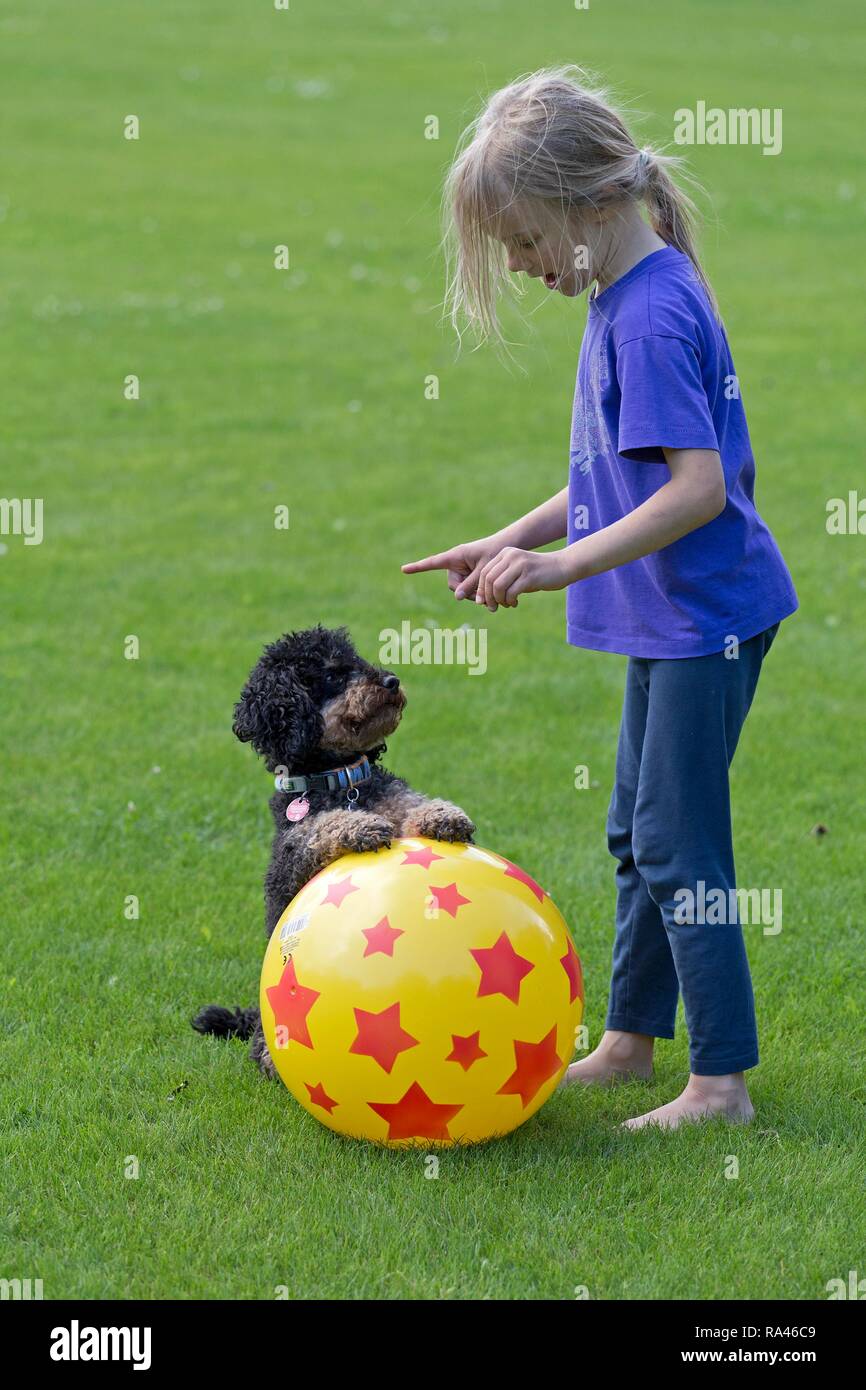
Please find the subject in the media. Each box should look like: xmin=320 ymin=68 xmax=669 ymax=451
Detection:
xmin=233 ymin=666 xmax=319 ymax=769
xmin=232 ymin=688 xmax=268 ymax=746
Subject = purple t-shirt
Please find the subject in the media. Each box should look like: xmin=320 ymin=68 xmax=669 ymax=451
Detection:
xmin=566 ymin=246 xmax=798 ymax=658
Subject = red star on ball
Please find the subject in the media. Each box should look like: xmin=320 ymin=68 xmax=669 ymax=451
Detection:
xmin=362 ymin=915 xmax=404 ymax=957
xmin=367 ymin=1081 xmax=464 ymax=1141
xmin=265 ymin=959 xmax=320 ymax=1049
xmin=560 ymin=936 xmax=583 ymax=1003
xmin=470 ymin=931 xmax=535 ymax=1004
xmin=501 ymin=857 xmax=546 ymax=902
xmin=306 ymin=1080 xmax=339 ymax=1114
xmin=428 ymin=882 xmax=471 ymax=918
xmin=401 ymin=846 xmax=444 ymax=868
xmin=349 ymin=1002 xmax=419 ymax=1073
xmin=446 ymin=1031 xmax=488 ymax=1072
xmin=497 ymin=1026 xmax=563 ymax=1107
xmin=321 ymin=875 xmax=360 ymax=908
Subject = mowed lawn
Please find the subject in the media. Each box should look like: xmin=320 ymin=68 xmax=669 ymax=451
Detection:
xmin=1 ymin=0 xmax=864 ymax=1299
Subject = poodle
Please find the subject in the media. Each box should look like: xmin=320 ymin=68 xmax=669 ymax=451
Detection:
xmin=192 ymin=624 xmax=476 ymax=1076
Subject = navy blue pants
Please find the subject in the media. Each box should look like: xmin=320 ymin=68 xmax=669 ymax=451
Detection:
xmin=605 ymin=625 xmax=779 ymax=1075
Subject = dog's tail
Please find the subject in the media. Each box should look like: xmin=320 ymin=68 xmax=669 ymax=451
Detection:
xmin=191 ymin=1004 xmax=260 ymax=1041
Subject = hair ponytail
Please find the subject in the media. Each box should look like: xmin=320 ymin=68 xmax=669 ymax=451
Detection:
xmin=639 ymin=150 xmax=718 ymax=315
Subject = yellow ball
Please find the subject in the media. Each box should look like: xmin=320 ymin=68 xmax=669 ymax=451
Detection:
xmin=260 ymin=837 xmax=583 ymax=1147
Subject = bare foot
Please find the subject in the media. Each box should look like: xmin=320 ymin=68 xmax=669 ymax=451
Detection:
xmin=560 ymin=1030 xmax=654 ymax=1088
xmin=621 ymin=1073 xmax=754 ymax=1130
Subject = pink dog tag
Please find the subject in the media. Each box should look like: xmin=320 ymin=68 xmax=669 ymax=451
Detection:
xmin=286 ymin=796 xmax=310 ymax=822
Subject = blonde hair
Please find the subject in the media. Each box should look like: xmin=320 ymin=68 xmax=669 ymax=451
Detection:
xmin=443 ymin=65 xmax=716 ymax=345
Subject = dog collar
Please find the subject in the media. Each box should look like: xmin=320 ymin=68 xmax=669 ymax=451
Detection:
xmin=274 ymin=754 xmax=373 ymax=797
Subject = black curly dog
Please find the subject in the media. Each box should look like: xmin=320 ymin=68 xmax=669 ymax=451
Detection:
xmin=192 ymin=624 xmax=475 ymax=1076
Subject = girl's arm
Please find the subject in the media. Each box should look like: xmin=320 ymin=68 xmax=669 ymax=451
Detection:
xmin=567 ymin=450 xmax=728 ymax=581
xmin=494 ymin=484 xmax=569 ymax=550
xmin=401 ymin=483 xmax=569 ymax=598
xmin=563 ymin=449 xmax=725 ymax=581
xmin=474 ymin=449 xmax=726 ymax=609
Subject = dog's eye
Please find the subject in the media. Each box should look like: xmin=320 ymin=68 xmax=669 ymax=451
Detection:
xmin=321 ymin=670 xmax=344 ymax=695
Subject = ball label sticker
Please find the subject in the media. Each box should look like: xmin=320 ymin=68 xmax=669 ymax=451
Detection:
xmin=279 ymin=912 xmax=311 ymax=950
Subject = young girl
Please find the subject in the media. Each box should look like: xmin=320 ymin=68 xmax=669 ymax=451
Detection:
xmin=402 ymin=68 xmax=798 ymax=1130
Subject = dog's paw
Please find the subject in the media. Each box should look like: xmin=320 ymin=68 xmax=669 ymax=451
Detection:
xmin=306 ymin=808 xmax=393 ymax=863
xmin=341 ymin=813 xmax=393 ymax=855
xmin=403 ymin=800 xmax=475 ymax=844
xmin=249 ymin=1023 xmax=278 ymax=1079
xmin=257 ymin=1045 xmax=278 ymax=1080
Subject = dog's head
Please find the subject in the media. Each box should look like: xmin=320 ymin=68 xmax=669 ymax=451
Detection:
xmin=232 ymin=625 xmax=406 ymax=773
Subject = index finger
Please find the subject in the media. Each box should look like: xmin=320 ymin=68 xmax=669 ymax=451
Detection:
xmin=401 ymin=553 xmax=455 ymax=574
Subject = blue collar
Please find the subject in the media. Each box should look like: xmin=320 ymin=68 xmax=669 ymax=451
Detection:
xmin=274 ymin=754 xmax=373 ymax=798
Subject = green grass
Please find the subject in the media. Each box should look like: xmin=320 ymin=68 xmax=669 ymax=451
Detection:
xmin=2 ymin=0 xmax=865 ymax=1299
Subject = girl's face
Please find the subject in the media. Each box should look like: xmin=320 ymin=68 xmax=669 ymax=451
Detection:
xmin=495 ymin=201 xmax=604 ymax=297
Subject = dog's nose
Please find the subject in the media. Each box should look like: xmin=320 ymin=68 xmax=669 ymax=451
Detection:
xmin=381 ymin=673 xmax=400 ymax=690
